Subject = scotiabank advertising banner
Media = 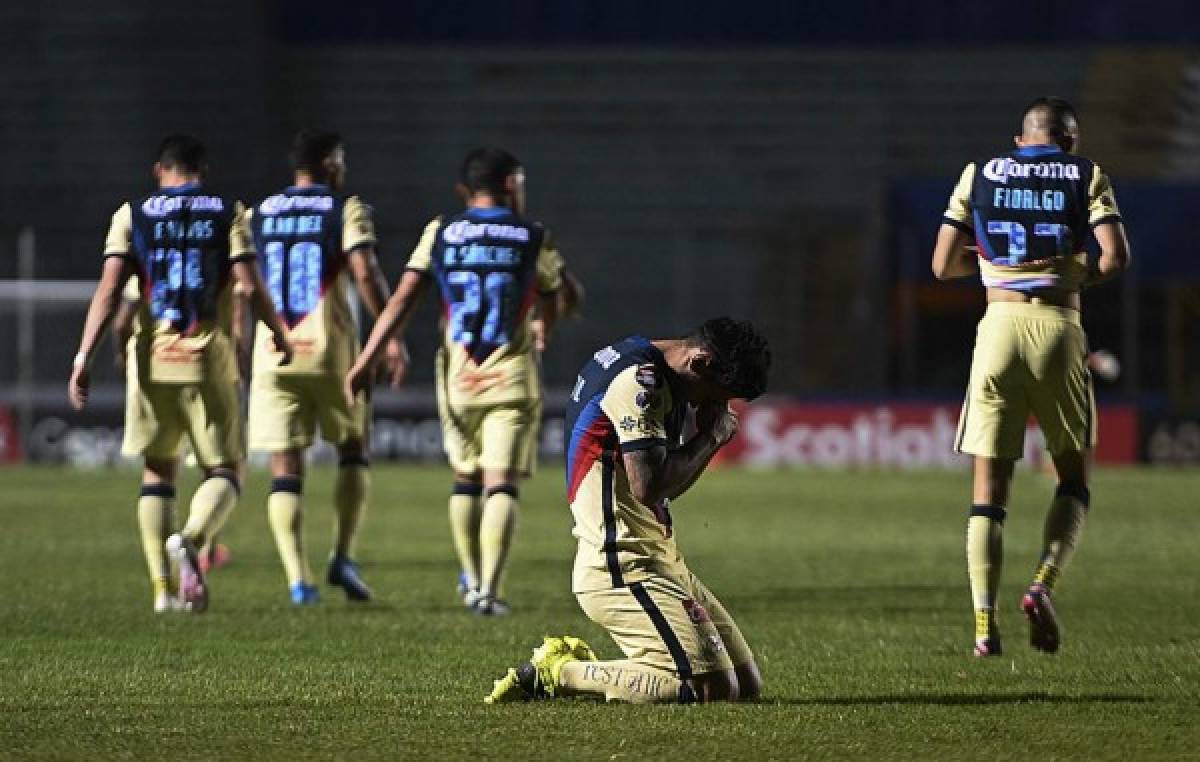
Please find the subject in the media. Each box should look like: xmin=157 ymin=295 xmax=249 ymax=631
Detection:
xmin=719 ymin=401 xmax=1139 ymax=469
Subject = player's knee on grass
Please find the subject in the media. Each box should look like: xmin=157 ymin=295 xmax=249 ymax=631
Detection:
xmin=691 ymin=669 xmax=739 ymax=703
xmin=734 ymin=662 xmax=762 ymax=701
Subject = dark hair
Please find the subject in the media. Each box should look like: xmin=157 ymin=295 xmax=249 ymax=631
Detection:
xmin=291 ymin=128 xmax=343 ymax=172
xmin=460 ymin=147 xmax=521 ymax=198
xmin=156 ymin=134 xmax=206 ymax=173
xmin=1021 ymin=96 xmax=1078 ymax=140
xmin=689 ymin=317 xmax=771 ymax=400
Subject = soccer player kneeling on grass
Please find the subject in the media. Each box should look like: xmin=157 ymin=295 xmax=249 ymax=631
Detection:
xmin=68 ymin=135 xmax=293 ymax=613
xmin=486 ymin=317 xmax=771 ymax=704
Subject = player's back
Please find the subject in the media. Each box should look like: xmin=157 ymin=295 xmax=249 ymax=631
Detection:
xmin=425 ymin=206 xmax=550 ymax=406
xmin=250 ymin=186 xmax=363 ymax=375
xmin=126 ymin=184 xmax=245 ymax=384
xmin=947 ymin=145 xmax=1120 ymax=294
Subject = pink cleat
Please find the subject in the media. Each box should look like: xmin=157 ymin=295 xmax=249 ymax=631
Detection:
xmin=1022 ymin=584 xmax=1060 ymax=653
xmin=198 ymin=543 xmax=232 ymax=574
xmin=166 ymin=534 xmax=209 ymax=613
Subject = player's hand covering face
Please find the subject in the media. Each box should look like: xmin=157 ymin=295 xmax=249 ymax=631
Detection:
xmin=695 ymin=402 xmax=738 ymax=447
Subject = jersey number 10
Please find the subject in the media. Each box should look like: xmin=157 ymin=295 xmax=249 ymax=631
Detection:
xmin=264 ymin=241 xmax=323 ymax=316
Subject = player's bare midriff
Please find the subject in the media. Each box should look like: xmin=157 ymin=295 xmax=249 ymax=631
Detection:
xmin=986 ymin=287 xmax=1080 ymax=310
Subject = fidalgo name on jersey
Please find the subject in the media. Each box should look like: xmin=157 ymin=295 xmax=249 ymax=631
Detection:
xmin=993 ymin=187 xmax=1066 ymax=211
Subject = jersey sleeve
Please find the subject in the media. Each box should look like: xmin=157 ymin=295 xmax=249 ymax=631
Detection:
xmin=229 ymin=201 xmax=256 ymax=261
xmin=599 ymin=366 xmax=670 ymax=453
xmin=342 ymin=196 xmax=377 ymax=252
xmin=103 ymin=203 xmax=133 ymax=259
xmin=535 ymin=229 xmax=564 ymax=294
xmin=1088 ymin=164 xmax=1122 ymax=227
xmin=942 ymin=163 xmax=976 ymax=233
xmin=405 ymin=216 xmax=442 ymax=273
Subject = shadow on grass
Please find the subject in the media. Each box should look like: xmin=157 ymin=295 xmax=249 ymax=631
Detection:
xmin=764 ymin=691 xmax=1152 ymax=706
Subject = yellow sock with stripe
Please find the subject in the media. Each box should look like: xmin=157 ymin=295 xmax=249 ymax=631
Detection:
xmin=268 ymin=476 xmax=313 ymax=586
xmin=333 ymin=456 xmax=370 ymax=558
xmin=1033 ymin=482 xmax=1090 ymax=592
xmin=479 ymin=485 xmax=518 ymax=600
xmin=181 ymin=470 xmax=239 ymax=548
xmin=966 ymin=504 xmax=1006 ymax=639
xmin=558 ymin=660 xmax=691 ymax=704
xmin=138 ymin=483 xmax=176 ymax=592
xmin=448 ymin=483 xmax=483 ymax=592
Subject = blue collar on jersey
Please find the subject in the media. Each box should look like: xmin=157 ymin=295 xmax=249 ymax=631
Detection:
xmin=286 ymin=183 xmax=330 ymax=194
xmin=468 ymin=205 xmax=512 ymax=217
xmin=1014 ymin=144 xmax=1064 ymax=157
xmin=159 ymin=181 xmax=202 ymax=195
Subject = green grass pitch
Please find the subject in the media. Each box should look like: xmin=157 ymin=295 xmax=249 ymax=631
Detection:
xmin=0 ymin=464 xmax=1197 ymax=760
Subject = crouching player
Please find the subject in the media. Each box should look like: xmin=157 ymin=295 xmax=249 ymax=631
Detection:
xmin=486 ymin=317 xmax=771 ymax=704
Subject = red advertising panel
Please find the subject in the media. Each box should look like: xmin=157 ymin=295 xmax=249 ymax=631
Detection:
xmin=0 ymin=406 xmax=21 ymax=463
xmin=718 ymin=401 xmax=1138 ymax=469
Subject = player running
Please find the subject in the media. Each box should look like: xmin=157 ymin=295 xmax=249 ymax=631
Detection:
xmin=344 ymin=147 xmax=563 ymax=616
xmin=486 ymin=317 xmax=771 ymax=704
xmin=247 ymin=129 xmax=406 ymax=605
xmin=68 ymin=135 xmax=293 ymax=613
xmin=932 ymin=97 xmax=1131 ymax=655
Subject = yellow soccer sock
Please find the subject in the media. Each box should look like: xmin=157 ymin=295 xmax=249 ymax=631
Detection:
xmin=181 ymin=470 xmax=239 ymax=548
xmin=268 ymin=477 xmax=313 ymax=586
xmin=333 ymin=458 xmax=370 ymax=559
xmin=479 ymin=486 xmax=518 ymax=599
xmin=138 ymin=484 xmax=176 ymax=589
xmin=448 ymin=484 xmax=483 ymax=592
xmin=558 ymin=659 xmax=688 ymax=704
xmin=966 ymin=504 xmax=1006 ymax=623
xmin=1034 ymin=482 xmax=1090 ymax=591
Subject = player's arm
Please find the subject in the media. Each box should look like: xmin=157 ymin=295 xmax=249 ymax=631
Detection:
xmin=347 ymin=246 xmax=410 ymax=385
xmin=932 ymin=162 xmax=979 ymax=280
xmin=1087 ymin=222 xmax=1131 ymax=287
xmin=110 ymin=283 xmax=138 ymax=369
xmin=622 ymin=403 xmax=738 ymax=505
xmin=229 ymin=203 xmax=292 ymax=365
xmin=69 ymin=256 xmax=133 ymax=410
xmin=1084 ymin=168 xmax=1131 ymax=288
xmin=344 ymin=269 xmax=429 ymax=403
xmin=529 ymin=232 xmax=565 ymax=352
xmin=931 ymin=224 xmax=979 ymax=280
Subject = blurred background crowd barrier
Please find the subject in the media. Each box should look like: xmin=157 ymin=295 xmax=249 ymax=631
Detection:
xmin=1 ymin=1 xmax=1196 ymax=467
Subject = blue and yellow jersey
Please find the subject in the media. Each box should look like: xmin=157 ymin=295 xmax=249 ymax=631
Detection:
xmin=564 ymin=336 xmax=689 ymax=592
xmin=248 ymin=186 xmax=376 ymax=376
xmin=104 ymin=183 xmax=252 ymax=383
xmin=943 ymin=144 xmax=1121 ymax=293
xmin=406 ymin=207 xmax=562 ymax=407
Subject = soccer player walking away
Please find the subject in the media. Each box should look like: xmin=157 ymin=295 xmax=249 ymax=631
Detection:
xmin=68 ymin=135 xmax=294 ymax=613
xmin=486 ymin=318 xmax=771 ymax=704
xmin=932 ymin=97 xmax=1131 ymax=655
xmin=344 ymin=147 xmax=565 ymax=616
xmin=246 ymin=130 xmax=407 ymax=605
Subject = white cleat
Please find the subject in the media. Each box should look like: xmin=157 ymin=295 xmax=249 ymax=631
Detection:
xmin=153 ymin=591 xmax=185 ymax=613
xmin=472 ymin=595 xmax=511 ymax=617
xmin=166 ymin=533 xmax=209 ymax=613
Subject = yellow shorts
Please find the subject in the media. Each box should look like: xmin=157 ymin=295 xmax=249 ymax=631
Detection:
xmin=575 ymin=572 xmax=754 ymax=678
xmin=439 ymin=398 xmax=538 ymax=475
xmin=247 ymin=370 xmax=368 ymax=452
xmin=122 ymin=356 xmax=244 ymax=467
xmin=956 ymin=302 xmax=1097 ymax=460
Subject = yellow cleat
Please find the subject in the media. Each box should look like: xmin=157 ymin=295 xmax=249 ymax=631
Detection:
xmin=483 ymin=635 xmax=597 ymax=704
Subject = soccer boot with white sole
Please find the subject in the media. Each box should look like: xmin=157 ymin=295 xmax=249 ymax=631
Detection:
xmin=290 ymin=582 xmax=320 ymax=606
xmin=165 ymin=533 xmax=208 ymax=613
xmin=485 ymin=635 xmax=597 ymax=704
xmin=973 ymin=610 xmax=1002 ymax=657
xmin=1021 ymin=583 xmax=1061 ymax=653
xmin=327 ymin=555 xmax=371 ymax=601
xmin=472 ymin=594 xmax=510 ymax=617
